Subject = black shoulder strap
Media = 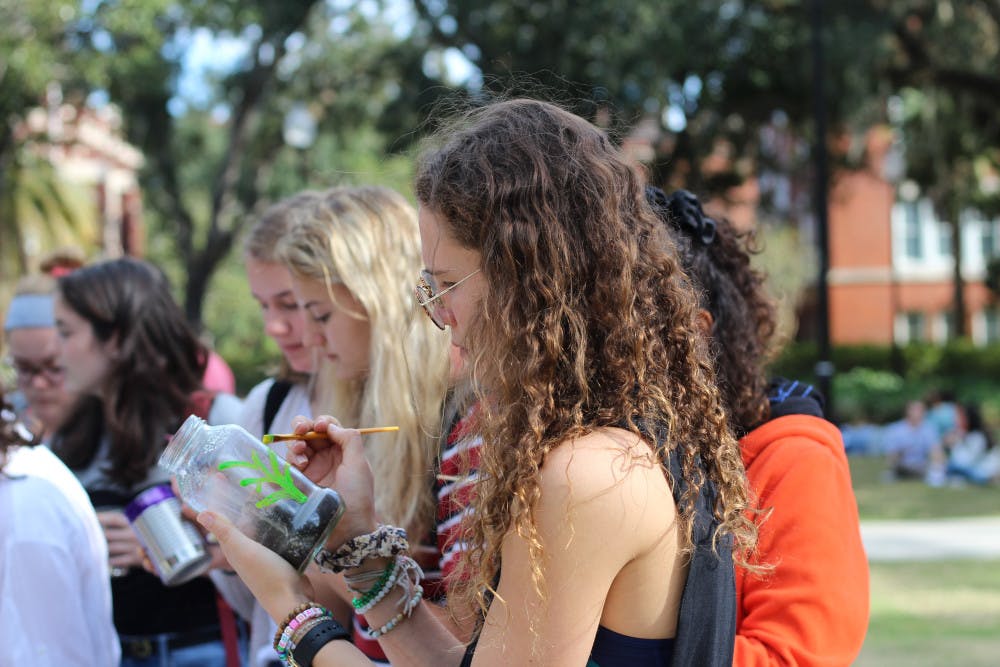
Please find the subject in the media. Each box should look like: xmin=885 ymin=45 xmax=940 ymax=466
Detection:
xmin=263 ymin=380 xmax=294 ymax=435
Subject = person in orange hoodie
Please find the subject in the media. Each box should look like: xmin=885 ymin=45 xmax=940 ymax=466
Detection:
xmin=648 ymin=187 xmax=870 ymax=666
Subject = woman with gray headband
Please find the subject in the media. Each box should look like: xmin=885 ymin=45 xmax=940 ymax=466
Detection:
xmin=3 ymin=273 xmax=78 ymax=442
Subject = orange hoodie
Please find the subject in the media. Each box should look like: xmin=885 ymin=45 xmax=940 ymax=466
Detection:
xmin=734 ymin=415 xmax=870 ymax=666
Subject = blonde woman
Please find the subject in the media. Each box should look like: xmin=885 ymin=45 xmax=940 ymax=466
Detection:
xmin=277 ymin=185 xmax=452 ymax=663
xmin=211 ymin=191 xmax=356 ymax=667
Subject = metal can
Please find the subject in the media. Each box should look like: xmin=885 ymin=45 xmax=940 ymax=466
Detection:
xmin=124 ymin=484 xmax=211 ymax=586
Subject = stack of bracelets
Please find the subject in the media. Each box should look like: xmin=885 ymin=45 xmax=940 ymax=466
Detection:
xmin=272 ymin=525 xmax=424 ymax=666
xmin=273 ymin=604 xmax=350 ymax=667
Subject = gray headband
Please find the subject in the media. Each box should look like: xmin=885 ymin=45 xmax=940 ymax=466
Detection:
xmin=4 ymin=294 xmax=56 ymax=331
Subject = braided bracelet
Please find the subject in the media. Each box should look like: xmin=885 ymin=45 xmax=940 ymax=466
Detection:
xmin=314 ymin=525 xmax=409 ymax=573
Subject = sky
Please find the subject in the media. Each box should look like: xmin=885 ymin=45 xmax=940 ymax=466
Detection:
xmin=170 ymin=0 xmax=478 ymax=118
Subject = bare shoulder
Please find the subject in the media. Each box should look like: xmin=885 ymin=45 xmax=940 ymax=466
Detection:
xmin=537 ymin=427 xmax=676 ymax=552
xmin=541 ymin=426 xmax=667 ymax=491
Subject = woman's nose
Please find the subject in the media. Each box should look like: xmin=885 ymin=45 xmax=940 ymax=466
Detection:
xmin=264 ymin=315 xmax=290 ymax=338
xmin=433 ymin=302 xmax=455 ymax=329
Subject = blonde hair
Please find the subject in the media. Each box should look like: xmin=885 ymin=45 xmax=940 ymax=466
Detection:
xmin=244 ymin=192 xmax=325 ymax=384
xmin=278 ymin=186 xmax=450 ymax=537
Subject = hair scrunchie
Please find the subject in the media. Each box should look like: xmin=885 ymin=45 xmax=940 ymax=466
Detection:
xmin=645 ymin=186 xmax=717 ymax=246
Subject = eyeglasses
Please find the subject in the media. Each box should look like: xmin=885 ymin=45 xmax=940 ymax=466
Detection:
xmin=414 ymin=268 xmax=481 ymax=330
xmin=4 ymin=356 xmax=65 ymax=386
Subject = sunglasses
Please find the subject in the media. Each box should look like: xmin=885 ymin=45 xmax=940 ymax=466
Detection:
xmin=413 ymin=268 xmax=480 ymax=330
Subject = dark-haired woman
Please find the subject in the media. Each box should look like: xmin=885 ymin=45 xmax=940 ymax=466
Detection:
xmin=648 ymin=188 xmax=870 ymax=666
xmin=1 ymin=385 xmax=119 ymax=664
xmin=52 ymin=257 xmax=244 ymax=666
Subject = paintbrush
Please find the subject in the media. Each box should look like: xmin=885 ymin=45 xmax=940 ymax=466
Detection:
xmin=262 ymin=426 xmax=399 ymax=444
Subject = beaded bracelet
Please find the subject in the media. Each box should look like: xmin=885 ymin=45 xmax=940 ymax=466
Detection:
xmin=369 ymin=585 xmax=424 ymax=638
xmin=314 ymin=525 xmax=409 ymax=573
xmin=352 ymin=559 xmax=401 ymax=614
xmin=277 ymin=607 xmax=329 ymax=661
xmin=274 ymin=605 xmax=332 ymax=661
xmin=273 ymin=603 xmax=315 ymax=651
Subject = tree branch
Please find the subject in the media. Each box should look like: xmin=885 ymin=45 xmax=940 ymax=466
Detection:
xmin=207 ymin=2 xmax=321 ymax=239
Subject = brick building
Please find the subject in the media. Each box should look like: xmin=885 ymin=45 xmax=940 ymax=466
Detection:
xmin=828 ymin=128 xmax=1000 ymax=346
xmin=19 ymin=84 xmax=144 ymax=263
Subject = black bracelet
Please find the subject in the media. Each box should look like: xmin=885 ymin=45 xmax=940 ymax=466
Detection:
xmin=291 ymin=618 xmax=351 ymax=667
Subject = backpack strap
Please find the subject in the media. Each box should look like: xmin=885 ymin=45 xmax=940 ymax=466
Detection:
xmin=263 ymin=380 xmax=294 ymax=434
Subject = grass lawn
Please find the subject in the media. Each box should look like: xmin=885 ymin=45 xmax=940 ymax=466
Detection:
xmin=856 ymin=559 xmax=1000 ymax=667
xmin=849 ymin=455 xmax=1000 ymax=520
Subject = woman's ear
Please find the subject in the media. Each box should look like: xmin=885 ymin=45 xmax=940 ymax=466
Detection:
xmin=102 ymin=332 xmax=122 ymax=361
xmin=696 ymin=309 xmax=714 ymax=337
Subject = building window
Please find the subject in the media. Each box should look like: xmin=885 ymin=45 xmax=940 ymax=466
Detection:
xmin=933 ymin=311 xmax=955 ymax=343
xmin=903 ymin=201 xmax=922 ymax=259
xmin=938 ymin=222 xmax=952 ymax=258
xmin=896 ymin=311 xmax=926 ymax=344
xmin=985 ymin=309 xmax=1000 ymax=345
xmin=982 ymin=220 xmax=998 ymax=263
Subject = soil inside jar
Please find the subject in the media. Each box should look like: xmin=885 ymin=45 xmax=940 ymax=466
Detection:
xmin=253 ymin=490 xmax=343 ymax=570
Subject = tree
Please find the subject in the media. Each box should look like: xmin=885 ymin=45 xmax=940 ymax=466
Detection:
xmin=0 ymin=148 xmax=98 ymax=280
xmin=408 ymin=0 xmax=893 ymax=202
xmin=873 ymin=0 xmax=1000 ymax=338
xmin=0 ymin=0 xmax=93 ymax=278
xmin=54 ymin=0 xmax=443 ymax=329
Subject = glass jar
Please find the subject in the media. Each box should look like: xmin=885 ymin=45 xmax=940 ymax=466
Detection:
xmin=160 ymin=415 xmax=344 ymax=572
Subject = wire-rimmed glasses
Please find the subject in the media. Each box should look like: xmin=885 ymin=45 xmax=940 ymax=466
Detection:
xmin=414 ymin=268 xmax=480 ymax=330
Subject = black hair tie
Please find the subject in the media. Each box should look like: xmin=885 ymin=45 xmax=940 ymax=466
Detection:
xmin=645 ymin=186 xmax=717 ymax=246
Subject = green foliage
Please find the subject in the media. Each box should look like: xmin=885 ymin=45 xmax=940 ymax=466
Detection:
xmin=833 ymin=368 xmax=907 ymax=424
xmin=0 ymin=149 xmax=100 ymax=279
xmin=771 ymin=341 xmax=1000 ymax=423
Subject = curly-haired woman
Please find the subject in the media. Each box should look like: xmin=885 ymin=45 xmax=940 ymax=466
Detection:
xmin=201 ymin=99 xmax=756 ymax=667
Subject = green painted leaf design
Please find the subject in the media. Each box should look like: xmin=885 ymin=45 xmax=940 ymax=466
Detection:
xmin=218 ymin=449 xmax=308 ymax=507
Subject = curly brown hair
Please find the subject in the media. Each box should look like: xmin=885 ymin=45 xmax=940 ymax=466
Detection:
xmin=415 ymin=99 xmax=755 ymax=621
xmin=651 ymin=188 xmax=778 ymax=436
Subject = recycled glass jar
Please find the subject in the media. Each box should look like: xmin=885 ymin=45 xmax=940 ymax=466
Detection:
xmin=160 ymin=415 xmax=344 ymax=572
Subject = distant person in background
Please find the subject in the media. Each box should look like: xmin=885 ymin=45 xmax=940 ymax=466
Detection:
xmin=945 ymin=403 xmax=1000 ymax=485
xmin=202 ymin=347 xmax=238 ymax=394
xmin=925 ymin=389 xmax=958 ymax=441
xmin=883 ymin=400 xmax=943 ymax=481
xmin=3 ymin=273 xmax=78 ymax=441
xmin=38 ymin=245 xmax=86 ymax=279
xmin=0 ymin=384 xmax=119 ymax=665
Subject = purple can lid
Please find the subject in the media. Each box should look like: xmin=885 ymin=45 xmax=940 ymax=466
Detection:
xmin=124 ymin=483 xmax=176 ymax=523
